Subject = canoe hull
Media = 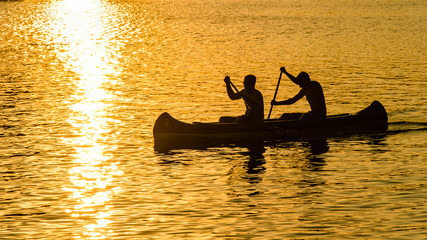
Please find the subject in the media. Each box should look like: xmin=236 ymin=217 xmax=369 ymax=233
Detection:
xmin=153 ymin=101 xmax=388 ymax=151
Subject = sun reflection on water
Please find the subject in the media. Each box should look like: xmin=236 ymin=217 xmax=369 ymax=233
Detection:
xmin=46 ymin=0 xmax=124 ymax=238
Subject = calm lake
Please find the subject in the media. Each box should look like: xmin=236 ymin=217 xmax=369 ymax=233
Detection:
xmin=0 ymin=0 xmax=426 ymax=239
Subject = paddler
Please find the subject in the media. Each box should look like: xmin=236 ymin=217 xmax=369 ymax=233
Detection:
xmin=271 ymin=67 xmax=327 ymax=121
xmin=220 ymin=75 xmax=264 ymax=124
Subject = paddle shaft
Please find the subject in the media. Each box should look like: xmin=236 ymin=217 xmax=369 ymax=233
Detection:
xmin=228 ymin=79 xmax=251 ymax=110
xmin=267 ymin=71 xmax=283 ymax=119
xmin=229 ymin=80 xmax=239 ymax=92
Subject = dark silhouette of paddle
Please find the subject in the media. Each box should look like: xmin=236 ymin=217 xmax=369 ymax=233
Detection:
xmin=226 ymin=77 xmax=251 ymax=110
xmin=228 ymin=79 xmax=239 ymax=93
xmin=267 ymin=70 xmax=283 ymax=119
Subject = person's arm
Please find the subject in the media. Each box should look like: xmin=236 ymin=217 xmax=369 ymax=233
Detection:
xmin=271 ymin=89 xmax=304 ymax=106
xmin=224 ymin=76 xmax=241 ymax=100
xmin=281 ymin=67 xmax=297 ymax=84
xmin=281 ymin=66 xmax=302 ymax=86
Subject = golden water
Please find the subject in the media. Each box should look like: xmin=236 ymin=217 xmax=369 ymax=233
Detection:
xmin=0 ymin=0 xmax=426 ymax=239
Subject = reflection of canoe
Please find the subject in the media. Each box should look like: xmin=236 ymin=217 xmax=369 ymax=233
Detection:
xmin=153 ymin=100 xmax=388 ymax=151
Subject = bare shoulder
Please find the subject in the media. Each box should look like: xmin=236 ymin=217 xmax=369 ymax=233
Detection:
xmin=255 ymin=89 xmax=263 ymax=98
xmin=310 ymin=81 xmax=323 ymax=89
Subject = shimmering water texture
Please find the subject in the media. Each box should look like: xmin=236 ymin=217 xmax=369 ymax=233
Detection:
xmin=0 ymin=0 xmax=426 ymax=239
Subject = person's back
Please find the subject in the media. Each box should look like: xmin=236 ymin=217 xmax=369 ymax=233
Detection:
xmin=241 ymin=88 xmax=264 ymax=122
xmin=302 ymin=80 xmax=326 ymax=119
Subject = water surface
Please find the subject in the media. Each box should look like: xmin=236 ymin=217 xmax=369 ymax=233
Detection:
xmin=0 ymin=0 xmax=426 ymax=239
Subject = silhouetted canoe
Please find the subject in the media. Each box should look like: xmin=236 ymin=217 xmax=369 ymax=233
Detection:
xmin=153 ymin=101 xmax=388 ymax=151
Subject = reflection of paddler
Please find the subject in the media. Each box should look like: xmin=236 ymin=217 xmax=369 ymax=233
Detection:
xmin=271 ymin=67 xmax=327 ymax=121
xmin=220 ymin=75 xmax=264 ymax=124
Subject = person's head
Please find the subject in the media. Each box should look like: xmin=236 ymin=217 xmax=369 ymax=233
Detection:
xmin=243 ymin=74 xmax=256 ymax=91
xmin=295 ymin=72 xmax=311 ymax=87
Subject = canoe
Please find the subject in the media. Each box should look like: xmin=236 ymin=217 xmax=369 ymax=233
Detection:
xmin=153 ymin=100 xmax=388 ymax=151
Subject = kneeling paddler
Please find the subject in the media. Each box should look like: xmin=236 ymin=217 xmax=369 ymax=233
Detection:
xmin=220 ymin=75 xmax=264 ymax=124
xmin=271 ymin=67 xmax=327 ymax=121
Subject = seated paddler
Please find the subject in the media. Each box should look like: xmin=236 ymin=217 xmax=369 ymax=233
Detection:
xmin=220 ymin=75 xmax=264 ymax=124
xmin=271 ymin=67 xmax=327 ymax=121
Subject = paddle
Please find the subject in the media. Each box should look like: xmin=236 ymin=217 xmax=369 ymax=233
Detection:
xmin=227 ymin=78 xmax=251 ymax=110
xmin=267 ymin=70 xmax=283 ymax=119
xmin=228 ymin=79 xmax=239 ymax=93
